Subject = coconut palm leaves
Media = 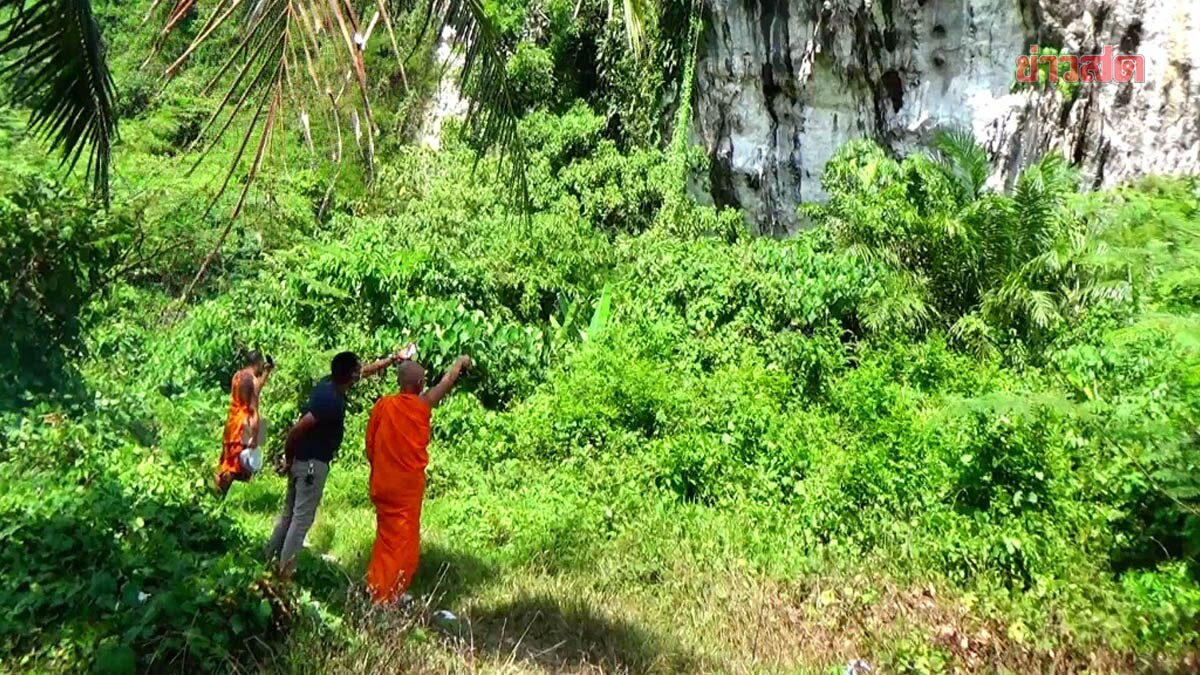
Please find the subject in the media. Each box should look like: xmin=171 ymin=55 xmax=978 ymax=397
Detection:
xmin=0 ymin=0 xmax=117 ymax=204
xmin=1 ymin=0 xmax=656 ymax=213
xmin=930 ymin=126 xmax=989 ymax=203
xmin=431 ymin=0 xmax=527 ymax=205
xmin=140 ymin=0 xmax=528 ymax=219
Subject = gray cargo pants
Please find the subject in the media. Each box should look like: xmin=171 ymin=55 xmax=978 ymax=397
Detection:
xmin=265 ymin=459 xmax=330 ymax=566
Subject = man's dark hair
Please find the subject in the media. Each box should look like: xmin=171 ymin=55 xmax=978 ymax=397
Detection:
xmin=330 ymin=351 xmax=360 ymax=384
xmin=244 ymin=349 xmax=264 ymax=367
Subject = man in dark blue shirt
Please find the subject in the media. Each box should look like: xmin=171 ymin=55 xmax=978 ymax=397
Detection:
xmin=266 ymin=349 xmax=405 ymax=573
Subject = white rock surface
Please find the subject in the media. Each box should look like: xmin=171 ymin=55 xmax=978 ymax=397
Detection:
xmin=691 ymin=0 xmax=1200 ymax=233
xmin=419 ymin=27 xmax=469 ymax=151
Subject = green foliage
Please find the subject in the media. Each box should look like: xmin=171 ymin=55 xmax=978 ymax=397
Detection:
xmin=586 ymin=283 xmax=613 ymax=341
xmin=506 ymin=42 xmax=556 ymax=111
xmin=0 ymin=0 xmax=117 ymax=201
xmin=0 ymin=399 xmax=288 ymax=671
xmin=4 ymin=4 xmax=1200 ymax=666
xmin=0 ymin=175 xmax=129 ymax=398
xmin=953 ymin=410 xmax=1064 ymax=515
xmin=808 ymin=136 xmax=1132 ymax=360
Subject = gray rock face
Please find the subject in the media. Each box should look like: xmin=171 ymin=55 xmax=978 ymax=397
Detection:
xmin=691 ymin=0 xmax=1200 ymax=234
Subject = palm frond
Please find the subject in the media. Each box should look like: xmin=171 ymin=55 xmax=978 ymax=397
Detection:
xmin=930 ymin=126 xmax=989 ymax=203
xmin=860 ymin=269 xmax=936 ymax=334
xmin=1014 ymin=152 xmax=1080 ymax=255
xmin=152 ymin=0 xmax=530 ymax=218
xmin=1013 ymin=162 xmax=1060 ymax=259
xmin=609 ymin=0 xmax=649 ymax=58
xmin=151 ymin=0 xmax=369 ymax=218
xmin=949 ymin=312 xmax=998 ymax=360
xmin=1024 ymin=288 xmax=1062 ymax=330
xmin=422 ymin=0 xmax=529 ymax=211
xmin=1082 ymin=279 xmax=1133 ymax=305
xmin=0 ymin=0 xmax=117 ymax=203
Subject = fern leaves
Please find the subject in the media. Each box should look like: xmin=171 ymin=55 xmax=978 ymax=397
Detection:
xmin=809 ymin=130 xmax=1137 ymax=357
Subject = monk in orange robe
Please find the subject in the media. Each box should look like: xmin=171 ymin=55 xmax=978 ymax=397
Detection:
xmin=365 ymin=353 xmax=471 ymax=604
xmin=216 ymin=350 xmax=274 ymax=496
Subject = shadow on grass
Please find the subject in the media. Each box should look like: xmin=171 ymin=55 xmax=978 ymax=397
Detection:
xmin=231 ymin=476 xmax=290 ymax=515
xmin=458 ymin=593 xmax=704 ymax=673
xmin=411 ymin=542 xmax=498 ymax=609
xmin=273 ymin=542 xmax=700 ymax=672
xmin=291 ymin=539 xmax=497 ymax=615
xmin=293 ymin=548 xmax=358 ymax=606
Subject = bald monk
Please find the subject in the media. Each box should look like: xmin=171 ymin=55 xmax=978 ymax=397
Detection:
xmin=365 ymin=353 xmax=472 ymax=603
xmin=216 ymin=350 xmax=274 ymax=496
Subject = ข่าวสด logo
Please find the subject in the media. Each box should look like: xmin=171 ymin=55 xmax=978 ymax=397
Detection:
xmin=1016 ymin=45 xmax=1145 ymax=85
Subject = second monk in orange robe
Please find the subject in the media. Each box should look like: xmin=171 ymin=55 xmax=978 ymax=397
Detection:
xmin=365 ymin=353 xmax=471 ymax=604
xmin=216 ymin=350 xmax=273 ymax=496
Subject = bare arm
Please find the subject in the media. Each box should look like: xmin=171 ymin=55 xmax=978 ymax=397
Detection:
xmin=237 ymin=372 xmax=256 ymax=412
xmin=360 ymin=353 xmax=399 ymax=379
xmin=255 ymin=365 xmax=273 ymax=394
xmin=421 ymin=355 xmax=471 ymax=409
xmin=248 ymin=366 xmax=273 ymax=420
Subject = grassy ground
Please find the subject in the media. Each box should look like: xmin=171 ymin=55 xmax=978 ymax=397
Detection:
xmin=221 ymin=458 xmax=1180 ymax=674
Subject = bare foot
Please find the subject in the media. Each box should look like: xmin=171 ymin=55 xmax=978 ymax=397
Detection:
xmin=277 ymin=558 xmax=297 ymax=581
xmin=214 ymin=473 xmax=232 ymax=498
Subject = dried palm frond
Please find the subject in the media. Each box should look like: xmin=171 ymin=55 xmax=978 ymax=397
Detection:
xmin=148 ymin=0 xmax=532 ymax=218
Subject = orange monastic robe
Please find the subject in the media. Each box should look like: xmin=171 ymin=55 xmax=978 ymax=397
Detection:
xmin=217 ymin=372 xmax=253 ymax=486
xmin=365 ymin=393 xmax=432 ymax=603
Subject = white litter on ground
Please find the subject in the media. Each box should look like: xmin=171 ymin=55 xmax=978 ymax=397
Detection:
xmin=845 ymin=659 xmax=871 ymax=675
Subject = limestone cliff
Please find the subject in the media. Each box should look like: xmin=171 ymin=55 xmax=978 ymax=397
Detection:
xmin=690 ymin=0 xmax=1200 ymax=234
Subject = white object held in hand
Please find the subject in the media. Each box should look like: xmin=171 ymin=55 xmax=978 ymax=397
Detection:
xmin=239 ymin=446 xmax=263 ymax=474
xmin=239 ymin=417 xmax=267 ymax=474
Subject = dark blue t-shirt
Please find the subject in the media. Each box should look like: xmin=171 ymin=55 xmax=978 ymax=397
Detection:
xmin=295 ymin=377 xmax=347 ymax=463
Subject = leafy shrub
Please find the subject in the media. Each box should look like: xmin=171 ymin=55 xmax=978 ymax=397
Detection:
xmin=507 ymin=42 xmax=556 ymax=111
xmin=0 ymin=404 xmax=288 ymax=672
xmin=1121 ymin=563 xmax=1200 ymax=648
xmin=560 ymin=142 xmax=670 ymax=233
xmin=807 ymin=135 xmax=1132 ymax=358
xmin=953 ymin=410 xmax=1063 ymax=515
xmin=0 ymin=176 xmax=131 ymax=399
xmin=615 ymin=233 xmax=891 ymax=371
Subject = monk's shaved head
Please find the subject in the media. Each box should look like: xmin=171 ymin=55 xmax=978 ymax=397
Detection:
xmin=397 ymin=360 xmax=425 ymax=394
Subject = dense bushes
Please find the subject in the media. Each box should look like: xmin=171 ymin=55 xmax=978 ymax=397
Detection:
xmin=806 ymin=134 xmax=1133 ymax=358
xmin=0 ymin=176 xmax=132 ymax=398
xmin=5 ymin=39 xmax=1200 ymax=667
xmin=0 ymin=399 xmax=288 ymax=671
